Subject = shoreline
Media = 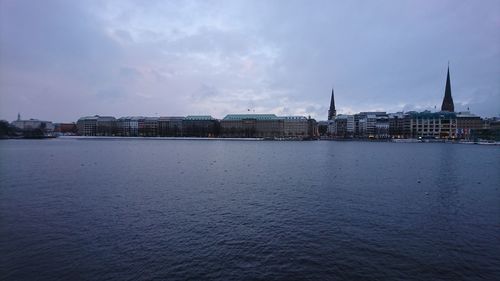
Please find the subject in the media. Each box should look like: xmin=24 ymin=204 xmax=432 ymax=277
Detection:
xmin=15 ymin=135 xmax=500 ymax=145
xmin=2 ymin=135 xmax=499 ymax=145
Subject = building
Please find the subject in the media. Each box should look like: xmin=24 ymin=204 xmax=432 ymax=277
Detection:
xmin=182 ymin=115 xmax=218 ymax=137
xmin=117 ymin=116 xmax=143 ymax=136
xmin=96 ymin=116 xmax=117 ymax=136
xmin=478 ymin=117 xmax=500 ymax=141
xmin=375 ymin=115 xmax=390 ymax=138
xmin=141 ymin=117 xmax=159 ymax=136
xmin=333 ymin=114 xmax=354 ymax=138
xmin=220 ymin=114 xmax=317 ymax=139
xmin=317 ymin=121 xmax=328 ymax=136
xmin=158 ymin=117 xmax=184 ymax=137
xmin=354 ymin=112 xmax=388 ymax=138
xmin=307 ymin=117 xmax=319 ymax=139
xmin=441 ymin=65 xmax=454 ymax=112
xmin=388 ymin=112 xmax=408 ymax=138
xmin=326 ymin=119 xmax=335 ymax=136
xmin=77 ymin=115 xmax=117 ymax=136
xmin=220 ymin=114 xmax=284 ymax=138
xmin=409 ymin=111 xmax=457 ymax=139
xmin=456 ymin=111 xmax=482 ymax=139
xmin=54 ymin=123 xmax=77 ymax=135
xmin=77 ymin=116 xmax=97 ymax=136
xmin=12 ymin=119 xmax=55 ymax=132
xmin=12 ymin=114 xmax=55 ymax=137
xmin=282 ymin=116 xmax=310 ymax=138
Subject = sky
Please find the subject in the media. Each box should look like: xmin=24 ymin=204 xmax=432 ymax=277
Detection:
xmin=0 ymin=0 xmax=499 ymax=122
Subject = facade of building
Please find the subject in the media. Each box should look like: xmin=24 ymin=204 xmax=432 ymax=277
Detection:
xmin=220 ymin=114 xmax=284 ymax=138
xmin=317 ymin=121 xmax=328 ymax=136
xmin=332 ymin=114 xmax=354 ymax=138
xmin=307 ymin=117 xmax=319 ymax=138
xmin=12 ymin=116 xmax=55 ymax=137
xmin=475 ymin=117 xmax=500 ymax=141
xmin=12 ymin=119 xmax=55 ymax=132
xmin=96 ymin=116 xmax=117 ymax=136
xmin=182 ymin=115 xmax=218 ymax=137
xmin=455 ymin=111 xmax=482 ymax=139
xmin=409 ymin=111 xmax=457 ymax=139
xmin=117 ymin=117 xmax=141 ymax=136
xmin=158 ymin=117 xmax=183 ymax=137
xmin=282 ymin=116 xmax=309 ymax=137
xmin=54 ymin=123 xmax=77 ymax=135
xmin=220 ymin=114 xmax=317 ymax=139
xmin=141 ymin=117 xmax=159 ymax=136
xmin=77 ymin=116 xmax=98 ymax=136
xmin=375 ymin=115 xmax=390 ymax=138
xmin=354 ymin=112 xmax=389 ymax=138
xmin=326 ymin=119 xmax=335 ymax=136
xmin=77 ymin=116 xmax=117 ymax=136
xmin=388 ymin=112 xmax=408 ymax=138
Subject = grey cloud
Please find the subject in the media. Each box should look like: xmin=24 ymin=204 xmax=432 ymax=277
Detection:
xmin=96 ymin=87 xmax=128 ymax=101
xmin=0 ymin=0 xmax=120 ymax=70
xmin=0 ymin=0 xmax=499 ymax=122
xmin=119 ymin=67 xmax=142 ymax=80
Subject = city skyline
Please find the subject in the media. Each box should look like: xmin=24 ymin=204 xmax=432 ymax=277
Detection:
xmin=7 ymin=63 xmax=497 ymax=124
xmin=1 ymin=0 xmax=499 ymax=122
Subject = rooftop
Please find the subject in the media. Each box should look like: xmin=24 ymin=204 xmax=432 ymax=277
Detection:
xmin=184 ymin=115 xmax=215 ymax=121
xmin=223 ymin=114 xmax=279 ymax=121
xmin=409 ymin=111 xmax=457 ymax=118
xmin=79 ymin=115 xmax=116 ymax=121
xmin=118 ymin=116 xmax=144 ymax=121
xmin=457 ymin=111 xmax=480 ymax=118
xmin=159 ymin=116 xmax=185 ymax=120
xmin=280 ymin=116 xmax=308 ymax=120
xmin=335 ymin=114 xmax=354 ymax=120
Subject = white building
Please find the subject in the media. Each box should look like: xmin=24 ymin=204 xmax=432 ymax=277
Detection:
xmin=12 ymin=119 xmax=55 ymax=134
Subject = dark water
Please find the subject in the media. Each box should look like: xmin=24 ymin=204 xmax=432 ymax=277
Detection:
xmin=1 ymin=139 xmax=499 ymax=281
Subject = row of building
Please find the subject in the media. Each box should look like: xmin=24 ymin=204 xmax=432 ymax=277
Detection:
xmin=323 ymin=66 xmax=499 ymax=140
xmin=5 ymin=111 xmax=498 ymax=140
xmin=321 ymin=110 xmax=494 ymax=139
xmin=76 ymin=114 xmax=319 ymax=139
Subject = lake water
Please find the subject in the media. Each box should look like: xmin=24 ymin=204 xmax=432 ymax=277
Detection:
xmin=1 ymin=138 xmax=499 ymax=280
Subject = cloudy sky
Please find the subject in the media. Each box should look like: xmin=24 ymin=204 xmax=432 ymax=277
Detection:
xmin=1 ymin=0 xmax=499 ymax=122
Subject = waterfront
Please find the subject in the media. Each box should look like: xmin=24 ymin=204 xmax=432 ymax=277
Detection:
xmin=0 ymin=139 xmax=499 ymax=280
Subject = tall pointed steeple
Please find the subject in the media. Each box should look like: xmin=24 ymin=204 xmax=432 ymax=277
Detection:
xmin=441 ymin=64 xmax=454 ymax=112
xmin=328 ymin=88 xmax=336 ymax=120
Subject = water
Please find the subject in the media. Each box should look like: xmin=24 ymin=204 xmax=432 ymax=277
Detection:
xmin=1 ymin=138 xmax=499 ymax=280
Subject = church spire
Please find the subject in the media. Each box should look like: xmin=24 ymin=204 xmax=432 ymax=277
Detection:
xmin=328 ymin=88 xmax=336 ymax=120
xmin=441 ymin=64 xmax=454 ymax=112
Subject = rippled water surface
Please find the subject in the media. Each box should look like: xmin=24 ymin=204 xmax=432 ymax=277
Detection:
xmin=1 ymin=138 xmax=499 ymax=280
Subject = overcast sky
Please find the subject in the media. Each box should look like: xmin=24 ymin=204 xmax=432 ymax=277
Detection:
xmin=1 ymin=0 xmax=499 ymax=122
